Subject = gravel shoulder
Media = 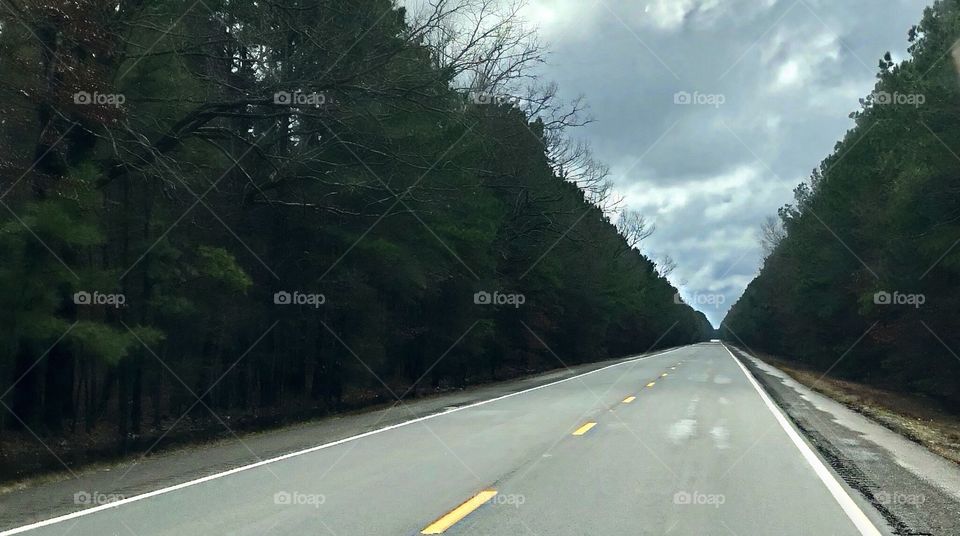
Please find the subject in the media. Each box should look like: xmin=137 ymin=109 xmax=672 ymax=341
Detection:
xmin=755 ymin=353 xmax=960 ymax=466
xmin=731 ymin=345 xmax=960 ymax=536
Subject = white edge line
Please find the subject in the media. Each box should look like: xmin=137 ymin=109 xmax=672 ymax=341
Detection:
xmin=722 ymin=343 xmax=883 ymax=536
xmin=1 ymin=347 xmax=682 ymax=535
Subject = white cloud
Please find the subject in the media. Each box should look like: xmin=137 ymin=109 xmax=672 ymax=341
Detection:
xmin=774 ymin=60 xmax=802 ymax=89
xmin=518 ymin=0 xmax=603 ymax=41
xmin=642 ymin=0 xmax=696 ymax=30
xmin=766 ymin=30 xmax=842 ymax=91
xmin=637 ymin=0 xmax=733 ymax=30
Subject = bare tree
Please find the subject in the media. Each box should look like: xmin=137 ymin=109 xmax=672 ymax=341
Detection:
xmin=760 ymin=215 xmax=786 ymax=259
xmin=413 ymin=1 xmax=617 ymax=208
xmin=616 ymin=209 xmax=655 ymax=250
xmin=412 ymin=0 xmax=544 ymax=95
xmin=655 ymin=255 xmax=677 ymax=278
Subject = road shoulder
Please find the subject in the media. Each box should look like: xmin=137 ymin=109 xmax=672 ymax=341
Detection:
xmin=729 ymin=345 xmax=960 ymax=536
xmin=753 ymin=353 xmax=960 ymax=466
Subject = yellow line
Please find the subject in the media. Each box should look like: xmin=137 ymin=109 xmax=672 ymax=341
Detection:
xmin=661 ymin=373 xmax=668 ymax=377
xmin=622 ymin=396 xmax=636 ymax=404
xmin=572 ymin=422 xmax=597 ymax=436
xmin=421 ymin=489 xmax=498 ymax=534
xmin=646 ymin=382 xmax=656 ymax=387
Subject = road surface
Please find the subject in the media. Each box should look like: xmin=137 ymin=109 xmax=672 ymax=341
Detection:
xmin=2 ymin=342 xmax=890 ymax=535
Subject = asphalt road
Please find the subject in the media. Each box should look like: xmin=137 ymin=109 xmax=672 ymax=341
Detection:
xmin=3 ymin=342 xmax=891 ymax=535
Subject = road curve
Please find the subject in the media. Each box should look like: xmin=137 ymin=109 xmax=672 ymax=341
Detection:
xmin=3 ymin=342 xmax=890 ymax=535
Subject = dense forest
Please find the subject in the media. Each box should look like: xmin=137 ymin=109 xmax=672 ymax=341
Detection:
xmin=0 ymin=0 xmax=711 ymax=476
xmin=722 ymin=0 xmax=960 ymax=409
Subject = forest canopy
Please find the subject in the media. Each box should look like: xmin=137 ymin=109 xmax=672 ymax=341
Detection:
xmin=0 ymin=0 xmax=710 ymax=476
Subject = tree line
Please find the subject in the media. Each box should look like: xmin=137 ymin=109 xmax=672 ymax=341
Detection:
xmin=0 ymin=0 xmax=711 ymax=477
xmin=722 ymin=0 xmax=960 ymax=410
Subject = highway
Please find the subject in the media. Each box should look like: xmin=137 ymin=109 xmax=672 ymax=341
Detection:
xmin=3 ymin=342 xmax=888 ymax=535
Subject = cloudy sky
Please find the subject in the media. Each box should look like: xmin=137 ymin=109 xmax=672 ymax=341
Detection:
xmin=512 ymin=0 xmax=929 ymax=326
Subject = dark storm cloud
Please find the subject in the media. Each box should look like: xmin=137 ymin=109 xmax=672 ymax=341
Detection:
xmin=523 ymin=0 xmax=929 ymax=326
